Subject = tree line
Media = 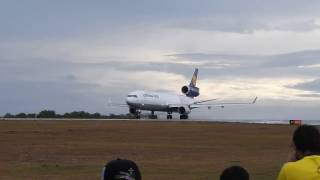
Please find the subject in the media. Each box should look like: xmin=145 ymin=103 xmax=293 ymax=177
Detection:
xmin=2 ymin=110 xmax=133 ymax=119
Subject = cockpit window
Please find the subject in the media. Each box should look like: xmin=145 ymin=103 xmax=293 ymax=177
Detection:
xmin=127 ymin=95 xmax=138 ymax=98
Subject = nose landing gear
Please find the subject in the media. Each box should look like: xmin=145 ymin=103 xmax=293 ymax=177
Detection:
xmin=149 ymin=111 xmax=158 ymax=119
xmin=166 ymin=111 xmax=173 ymax=119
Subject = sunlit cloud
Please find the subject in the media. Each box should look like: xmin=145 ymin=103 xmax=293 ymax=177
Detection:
xmin=198 ymin=77 xmax=314 ymax=100
xmin=298 ymin=64 xmax=320 ymax=68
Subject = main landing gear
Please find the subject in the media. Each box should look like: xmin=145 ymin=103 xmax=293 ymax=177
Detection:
xmin=166 ymin=112 xmax=172 ymax=119
xmin=135 ymin=112 xmax=141 ymax=119
xmin=179 ymin=114 xmax=188 ymax=119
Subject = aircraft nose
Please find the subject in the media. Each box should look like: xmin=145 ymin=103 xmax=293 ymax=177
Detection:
xmin=125 ymin=97 xmax=130 ymax=104
xmin=126 ymin=94 xmax=138 ymax=105
xmin=126 ymin=97 xmax=134 ymax=105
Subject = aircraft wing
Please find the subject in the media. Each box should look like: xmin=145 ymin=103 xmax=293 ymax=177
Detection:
xmin=190 ymin=97 xmax=258 ymax=109
xmin=107 ymin=99 xmax=128 ymax=107
xmin=194 ymin=98 xmax=218 ymax=104
xmin=107 ymin=103 xmax=128 ymax=107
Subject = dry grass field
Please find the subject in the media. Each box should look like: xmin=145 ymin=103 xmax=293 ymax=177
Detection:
xmin=0 ymin=120 xmax=296 ymax=180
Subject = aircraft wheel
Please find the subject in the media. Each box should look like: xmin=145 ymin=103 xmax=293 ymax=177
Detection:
xmin=180 ymin=114 xmax=188 ymax=119
xmin=167 ymin=115 xmax=172 ymax=119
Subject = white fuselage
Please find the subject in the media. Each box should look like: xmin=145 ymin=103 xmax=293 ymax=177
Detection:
xmin=126 ymin=90 xmax=195 ymax=113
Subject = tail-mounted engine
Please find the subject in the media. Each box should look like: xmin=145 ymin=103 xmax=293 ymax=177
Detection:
xmin=181 ymin=85 xmax=199 ymax=98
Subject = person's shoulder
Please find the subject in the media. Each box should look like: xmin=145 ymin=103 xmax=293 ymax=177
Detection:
xmin=281 ymin=159 xmax=304 ymax=171
xmin=278 ymin=160 xmax=305 ymax=180
xmin=281 ymin=161 xmax=295 ymax=170
xmin=304 ymin=155 xmax=320 ymax=160
xmin=283 ymin=156 xmax=317 ymax=170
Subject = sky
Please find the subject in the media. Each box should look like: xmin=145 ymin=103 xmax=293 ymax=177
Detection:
xmin=2 ymin=0 xmax=320 ymax=120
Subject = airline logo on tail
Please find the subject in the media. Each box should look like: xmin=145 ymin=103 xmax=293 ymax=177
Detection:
xmin=190 ymin=68 xmax=198 ymax=87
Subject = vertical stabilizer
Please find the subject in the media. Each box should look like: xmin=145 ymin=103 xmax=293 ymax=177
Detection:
xmin=190 ymin=68 xmax=198 ymax=87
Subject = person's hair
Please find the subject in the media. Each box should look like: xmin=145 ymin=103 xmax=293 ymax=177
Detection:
xmin=293 ymin=125 xmax=320 ymax=155
xmin=220 ymin=166 xmax=249 ymax=180
xmin=101 ymin=158 xmax=141 ymax=180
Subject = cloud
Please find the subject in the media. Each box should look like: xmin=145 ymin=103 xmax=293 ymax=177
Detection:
xmin=167 ymin=50 xmax=320 ymax=79
xmin=199 ymin=77 xmax=306 ymax=100
xmin=289 ymin=79 xmax=320 ymax=93
xmin=296 ymin=93 xmax=320 ymax=98
xmin=170 ymin=17 xmax=320 ymax=33
xmin=2 ymin=0 xmax=320 ymax=42
xmin=263 ymin=50 xmax=320 ymax=68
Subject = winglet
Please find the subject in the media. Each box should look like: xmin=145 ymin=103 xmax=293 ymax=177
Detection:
xmin=252 ymin=97 xmax=258 ymax=104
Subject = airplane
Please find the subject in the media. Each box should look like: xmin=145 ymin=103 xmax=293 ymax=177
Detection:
xmin=124 ymin=68 xmax=257 ymax=119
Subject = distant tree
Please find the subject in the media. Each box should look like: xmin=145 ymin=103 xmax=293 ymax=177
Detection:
xmin=92 ymin=112 xmax=101 ymax=119
xmin=37 ymin=110 xmax=56 ymax=118
xmin=63 ymin=112 xmax=70 ymax=118
xmin=106 ymin=113 xmax=133 ymax=119
xmin=109 ymin=113 xmax=116 ymax=119
xmin=3 ymin=111 xmax=134 ymax=119
xmin=55 ymin=114 xmax=63 ymax=118
xmin=26 ymin=113 xmax=37 ymax=118
xmin=16 ymin=113 xmax=27 ymax=118
xmin=78 ymin=111 xmax=90 ymax=118
xmin=70 ymin=111 xmax=79 ymax=118
xmin=63 ymin=111 xmax=92 ymax=119
xmin=4 ymin=113 xmax=14 ymax=118
xmin=125 ymin=113 xmax=134 ymax=119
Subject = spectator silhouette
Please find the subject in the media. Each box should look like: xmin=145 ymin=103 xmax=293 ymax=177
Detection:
xmin=220 ymin=165 xmax=249 ymax=180
xmin=101 ymin=158 xmax=141 ymax=180
xmin=277 ymin=125 xmax=320 ymax=180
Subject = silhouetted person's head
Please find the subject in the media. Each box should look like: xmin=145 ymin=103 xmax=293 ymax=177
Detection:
xmin=293 ymin=125 xmax=320 ymax=156
xmin=220 ymin=166 xmax=249 ymax=180
xmin=101 ymin=159 xmax=141 ymax=180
